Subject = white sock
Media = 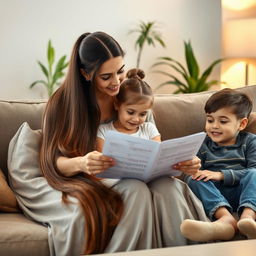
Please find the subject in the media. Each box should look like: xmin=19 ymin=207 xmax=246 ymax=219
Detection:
xmin=180 ymin=219 xmax=235 ymax=242
xmin=237 ymin=218 xmax=256 ymax=239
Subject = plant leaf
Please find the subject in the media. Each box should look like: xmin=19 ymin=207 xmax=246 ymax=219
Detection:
xmin=152 ymin=70 xmax=187 ymax=86
xmin=156 ymin=57 xmax=188 ymax=76
xmin=199 ymin=59 xmax=223 ymax=84
xmin=156 ymin=75 xmax=189 ymax=91
xmin=152 ymin=62 xmax=190 ymax=83
xmin=29 ymin=39 xmax=69 ymax=97
xmin=152 ymin=41 xmax=223 ymax=93
xmin=29 ymin=80 xmax=47 ymax=88
xmin=37 ymin=61 xmax=48 ymax=78
xmin=147 ymin=37 xmax=155 ymax=46
xmin=185 ymin=41 xmax=199 ymax=79
xmin=196 ymin=59 xmax=223 ymax=91
xmin=52 ymin=71 xmax=65 ymax=85
xmin=155 ymin=80 xmax=188 ymax=91
xmin=153 ymin=34 xmax=166 ymax=47
xmin=53 ymin=55 xmax=67 ymax=78
xmin=47 ymin=40 xmax=55 ymax=67
xmin=205 ymin=79 xmax=220 ymax=87
xmin=129 ymin=20 xmax=166 ymax=66
xmin=186 ymin=77 xmax=197 ymax=92
xmin=135 ymin=34 xmax=145 ymax=49
xmin=62 ymin=61 xmax=69 ymax=69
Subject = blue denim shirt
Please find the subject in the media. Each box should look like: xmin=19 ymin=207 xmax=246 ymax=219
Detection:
xmin=197 ymin=132 xmax=256 ymax=186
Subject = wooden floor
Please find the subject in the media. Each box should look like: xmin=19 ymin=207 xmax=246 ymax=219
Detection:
xmin=92 ymin=239 xmax=256 ymax=256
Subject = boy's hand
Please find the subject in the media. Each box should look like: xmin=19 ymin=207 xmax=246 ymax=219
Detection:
xmin=191 ymin=170 xmax=224 ymax=182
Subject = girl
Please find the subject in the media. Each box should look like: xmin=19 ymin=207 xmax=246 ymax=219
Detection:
xmin=96 ymin=68 xmax=161 ymax=153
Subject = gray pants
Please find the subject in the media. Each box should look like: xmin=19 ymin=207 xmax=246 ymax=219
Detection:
xmin=8 ymin=123 xmax=209 ymax=255
xmin=12 ymin=176 xmax=208 ymax=255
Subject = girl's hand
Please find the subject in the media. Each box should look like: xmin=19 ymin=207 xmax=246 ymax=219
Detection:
xmin=192 ymin=170 xmax=224 ymax=182
xmin=173 ymin=156 xmax=201 ymax=175
xmin=80 ymin=151 xmax=115 ymax=176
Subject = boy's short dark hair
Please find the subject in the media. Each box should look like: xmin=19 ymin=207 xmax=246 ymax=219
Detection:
xmin=205 ymin=88 xmax=253 ymax=119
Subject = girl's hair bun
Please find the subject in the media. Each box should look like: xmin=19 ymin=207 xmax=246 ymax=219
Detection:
xmin=126 ymin=68 xmax=145 ymax=80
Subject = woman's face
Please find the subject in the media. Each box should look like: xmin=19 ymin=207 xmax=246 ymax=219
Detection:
xmin=94 ymin=56 xmax=125 ymax=97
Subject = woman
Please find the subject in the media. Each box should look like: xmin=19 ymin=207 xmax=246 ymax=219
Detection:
xmin=22 ymin=32 xmax=209 ymax=255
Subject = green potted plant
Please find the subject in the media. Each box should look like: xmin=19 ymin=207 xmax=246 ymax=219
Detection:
xmin=152 ymin=41 xmax=224 ymax=93
xmin=129 ymin=21 xmax=166 ymax=68
xmin=30 ymin=40 xmax=69 ymax=97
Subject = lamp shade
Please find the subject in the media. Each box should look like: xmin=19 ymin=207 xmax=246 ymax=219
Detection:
xmin=223 ymin=18 xmax=256 ymax=58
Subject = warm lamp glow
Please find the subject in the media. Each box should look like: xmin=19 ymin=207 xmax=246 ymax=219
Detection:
xmin=223 ymin=19 xmax=256 ymax=58
xmin=221 ymin=61 xmax=247 ymax=88
xmin=221 ymin=60 xmax=256 ymax=88
xmin=222 ymin=0 xmax=256 ymax=11
xmin=223 ymin=18 xmax=256 ymax=85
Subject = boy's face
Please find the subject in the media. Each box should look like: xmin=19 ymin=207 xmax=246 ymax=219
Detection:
xmin=205 ymin=107 xmax=248 ymax=146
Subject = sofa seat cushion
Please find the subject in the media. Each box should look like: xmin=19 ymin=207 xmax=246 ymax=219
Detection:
xmin=0 ymin=213 xmax=49 ymax=256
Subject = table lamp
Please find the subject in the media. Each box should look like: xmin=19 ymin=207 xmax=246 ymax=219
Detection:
xmin=223 ymin=18 xmax=256 ymax=85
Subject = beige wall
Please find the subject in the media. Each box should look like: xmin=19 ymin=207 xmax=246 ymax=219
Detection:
xmin=0 ymin=0 xmax=221 ymax=99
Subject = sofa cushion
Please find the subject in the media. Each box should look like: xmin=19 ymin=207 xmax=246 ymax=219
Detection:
xmin=0 ymin=213 xmax=49 ymax=256
xmin=0 ymin=168 xmax=19 ymax=212
xmin=245 ymin=112 xmax=256 ymax=134
xmin=0 ymin=100 xmax=46 ymax=178
xmin=153 ymin=91 xmax=214 ymax=140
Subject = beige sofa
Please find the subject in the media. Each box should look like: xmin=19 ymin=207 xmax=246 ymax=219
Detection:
xmin=1 ymin=85 xmax=256 ymax=255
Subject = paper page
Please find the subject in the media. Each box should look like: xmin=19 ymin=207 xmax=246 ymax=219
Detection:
xmin=97 ymin=131 xmax=160 ymax=181
xmin=151 ymin=132 xmax=206 ymax=179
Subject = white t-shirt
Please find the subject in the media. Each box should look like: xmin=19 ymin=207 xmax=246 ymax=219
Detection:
xmin=97 ymin=121 xmax=160 ymax=140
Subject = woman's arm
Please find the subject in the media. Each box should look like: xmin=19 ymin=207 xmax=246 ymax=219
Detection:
xmin=56 ymin=151 xmax=115 ymax=177
xmin=56 ymin=156 xmax=84 ymax=177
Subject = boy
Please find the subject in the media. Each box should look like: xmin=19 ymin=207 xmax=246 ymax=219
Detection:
xmin=180 ymin=88 xmax=256 ymax=242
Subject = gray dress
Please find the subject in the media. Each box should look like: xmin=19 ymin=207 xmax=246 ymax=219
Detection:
xmin=8 ymin=121 xmax=208 ymax=256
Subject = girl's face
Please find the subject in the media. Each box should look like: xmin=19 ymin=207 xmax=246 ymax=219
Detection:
xmin=94 ymin=56 xmax=125 ymax=97
xmin=114 ymin=99 xmax=152 ymax=134
xmin=205 ymin=107 xmax=247 ymax=146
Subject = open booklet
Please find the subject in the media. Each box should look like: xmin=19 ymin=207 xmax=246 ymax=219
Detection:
xmin=97 ymin=131 xmax=206 ymax=183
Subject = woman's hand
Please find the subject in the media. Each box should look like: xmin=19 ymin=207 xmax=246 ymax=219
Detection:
xmin=56 ymin=152 xmax=115 ymax=177
xmin=173 ymin=156 xmax=201 ymax=175
xmin=80 ymin=151 xmax=115 ymax=176
xmin=192 ymin=170 xmax=224 ymax=182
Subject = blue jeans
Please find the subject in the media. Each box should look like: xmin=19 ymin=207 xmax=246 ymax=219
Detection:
xmin=186 ymin=170 xmax=256 ymax=220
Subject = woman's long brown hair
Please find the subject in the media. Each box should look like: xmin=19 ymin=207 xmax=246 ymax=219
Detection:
xmin=40 ymin=32 xmax=124 ymax=254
